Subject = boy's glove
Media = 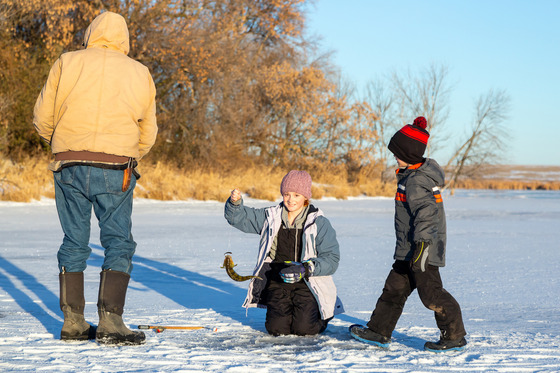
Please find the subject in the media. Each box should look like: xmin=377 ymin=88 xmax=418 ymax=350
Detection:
xmin=279 ymin=261 xmax=311 ymax=283
xmin=410 ymin=242 xmax=430 ymax=272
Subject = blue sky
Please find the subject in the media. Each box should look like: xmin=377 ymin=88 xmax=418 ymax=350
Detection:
xmin=305 ymin=0 xmax=559 ymax=166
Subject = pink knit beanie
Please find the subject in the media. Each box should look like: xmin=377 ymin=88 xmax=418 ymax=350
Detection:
xmin=280 ymin=170 xmax=312 ymax=199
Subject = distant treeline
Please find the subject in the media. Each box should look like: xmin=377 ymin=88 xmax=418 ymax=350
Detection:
xmin=0 ymin=0 xmax=384 ymax=182
xmin=1 ymin=0 xmax=517 ymax=191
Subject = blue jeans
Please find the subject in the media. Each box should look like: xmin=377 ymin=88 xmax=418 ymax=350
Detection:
xmin=54 ymin=165 xmax=137 ymax=274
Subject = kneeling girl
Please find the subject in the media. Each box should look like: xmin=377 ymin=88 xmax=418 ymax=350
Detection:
xmin=224 ymin=170 xmax=343 ymax=335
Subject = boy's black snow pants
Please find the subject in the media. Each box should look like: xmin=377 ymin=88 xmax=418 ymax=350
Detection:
xmin=265 ymin=280 xmax=328 ymax=336
xmin=367 ymin=260 xmax=466 ymax=340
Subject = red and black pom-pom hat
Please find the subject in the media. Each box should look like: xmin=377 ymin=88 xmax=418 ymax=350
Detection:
xmin=387 ymin=116 xmax=430 ymax=164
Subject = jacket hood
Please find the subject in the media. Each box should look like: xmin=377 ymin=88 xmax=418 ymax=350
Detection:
xmin=83 ymin=12 xmax=130 ymax=55
xmin=419 ymin=158 xmax=445 ymax=186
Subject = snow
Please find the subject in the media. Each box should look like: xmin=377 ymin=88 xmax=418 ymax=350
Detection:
xmin=0 ymin=189 xmax=559 ymax=372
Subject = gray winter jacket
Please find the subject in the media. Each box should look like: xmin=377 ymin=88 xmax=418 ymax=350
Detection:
xmin=224 ymin=198 xmax=344 ymax=319
xmin=393 ymin=158 xmax=447 ymax=267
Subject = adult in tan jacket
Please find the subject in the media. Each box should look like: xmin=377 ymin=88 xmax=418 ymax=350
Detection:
xmin=33 ymin=11 xmax=157 ymax=346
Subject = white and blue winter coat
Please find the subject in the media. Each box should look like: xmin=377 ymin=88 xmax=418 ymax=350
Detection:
xmin=224 ymin=199 xmax=344 ymax=320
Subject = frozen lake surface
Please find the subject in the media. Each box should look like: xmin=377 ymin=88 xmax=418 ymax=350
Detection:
xmin=0 ymin=189 xmax=559 ymax=372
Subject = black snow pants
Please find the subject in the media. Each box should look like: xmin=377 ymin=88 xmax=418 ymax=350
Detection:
xmin=367 ymin=260 xmax=466 ymax=340
xmin=265 ymin=280 xmax=328 ymax=336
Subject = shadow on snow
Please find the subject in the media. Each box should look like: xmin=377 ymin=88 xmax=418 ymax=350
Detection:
xmin=0 ymin=255 xmax=61 ymax=336
xmin=0 ymin=244 xmax=252 ymax=337
xmin=0 ymin=245 xmax=422 ymax=347
xmin=90 ymin=244 xmax=255 ymax=328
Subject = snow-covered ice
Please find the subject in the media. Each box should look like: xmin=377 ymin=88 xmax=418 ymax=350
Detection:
xmin=0 ymin=189 xmax=559 ymax=372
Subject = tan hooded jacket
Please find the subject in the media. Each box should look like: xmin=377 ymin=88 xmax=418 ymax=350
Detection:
xmin=33 ymin=11 xmax=157 ymax=161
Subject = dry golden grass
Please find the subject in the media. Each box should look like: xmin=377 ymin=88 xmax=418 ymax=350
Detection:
xmin=135 ymin=162 xmax=286 ymax=201
xmin=0 ymin=155 xmax=394 ymax=202
xmin=451 ymin=164 xmax=560 ymax=191
xmin=453 ymin=179 xmax=560 ymax=191
xmin=122 ymin=161 xmax=396 ymax=201
xmin=0 ymin=156 xmax=55 ymax=202
xmin=2 ymin=156 xmax=558 ymax=203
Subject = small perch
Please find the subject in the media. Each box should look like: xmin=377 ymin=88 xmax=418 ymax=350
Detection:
xmin=221 ymin=252 xmax=262 ymax=282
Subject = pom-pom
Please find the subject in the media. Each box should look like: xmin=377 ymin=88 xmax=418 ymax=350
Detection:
xmin=413 ymin=116 xmax=427 ymax=129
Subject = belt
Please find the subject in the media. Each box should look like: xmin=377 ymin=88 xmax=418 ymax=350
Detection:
xmin=54 ymin=151 xmax=130 ymax=163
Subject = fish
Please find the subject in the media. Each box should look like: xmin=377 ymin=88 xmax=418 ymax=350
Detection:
xmin=221 ymin=252 xmax=262 ymax=282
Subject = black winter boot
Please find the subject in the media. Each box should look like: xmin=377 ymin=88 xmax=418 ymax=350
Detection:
xmin=59 ymin=272 xmax=96 ymax=340
xmin=349 ymin=324 xmax=391 ymax=348
xmin=424 ymin=337 xmax=467 ymax=352
xmin=96 ymin=270 xmax=145 ymax=345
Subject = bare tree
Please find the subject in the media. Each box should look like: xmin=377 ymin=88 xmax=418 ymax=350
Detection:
xmin=445 ymin=89 xmax=511 ymax=190
xmin=364 ymin=78 xmax=396 ymax=166
xmin=391 ymin=63 xmax=452 ymax=156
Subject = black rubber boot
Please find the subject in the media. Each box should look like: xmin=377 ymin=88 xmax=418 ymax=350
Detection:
xmin=59 ymin=272 xmax=96 ymax=340
xmin=96 ymin=270 xmax=145 ymax=345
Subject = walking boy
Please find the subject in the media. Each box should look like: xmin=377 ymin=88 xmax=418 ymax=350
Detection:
xmin=350 ymin=117 xmax=467 ymax=352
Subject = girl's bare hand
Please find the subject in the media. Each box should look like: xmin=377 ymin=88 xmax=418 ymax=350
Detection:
xmin=230 ymin=188 xmax=242 ymax=202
